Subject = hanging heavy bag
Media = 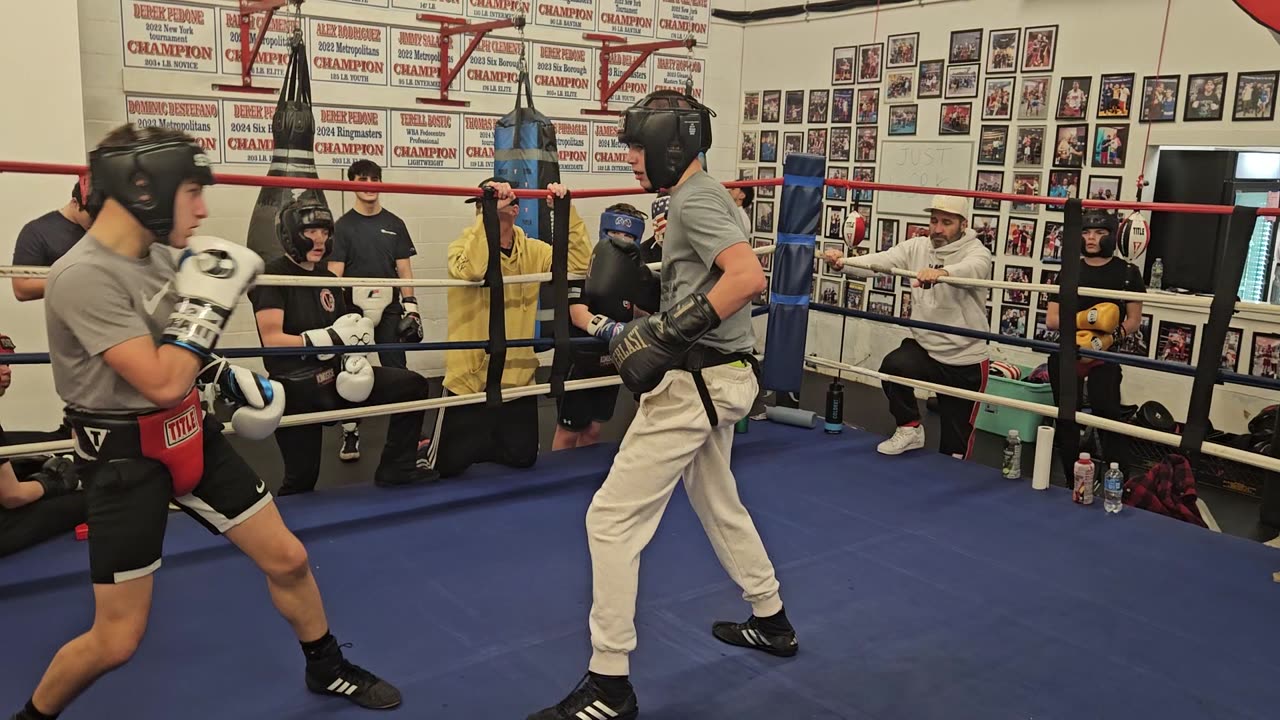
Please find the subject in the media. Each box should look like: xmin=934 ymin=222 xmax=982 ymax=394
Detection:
xmin=246 ymin=31 xmax=329 ymax=265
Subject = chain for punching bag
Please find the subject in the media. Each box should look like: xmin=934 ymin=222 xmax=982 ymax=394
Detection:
xmin=247 ymin=7 xmax=326 ymax=264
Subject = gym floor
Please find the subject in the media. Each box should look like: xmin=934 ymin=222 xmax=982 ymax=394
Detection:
xmin=228 ymin=370 xmax=1276 ymax=545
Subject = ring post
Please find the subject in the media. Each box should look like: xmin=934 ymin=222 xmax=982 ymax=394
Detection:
xmin=480 ymin=187 xmax=508 ymax=408
xmin=549 ymin=193 xmax=572 ymax=399
xmin=761 ymin=152 xmax=825 ymax=395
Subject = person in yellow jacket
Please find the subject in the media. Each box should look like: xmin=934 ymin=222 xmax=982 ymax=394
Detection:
xmin=420 ymin=177 xmax=592 ymax=478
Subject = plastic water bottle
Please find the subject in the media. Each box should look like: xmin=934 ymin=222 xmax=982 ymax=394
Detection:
xmin=1104 ymin=463 xmax=1123 ymax=513
xmin=1002 ymin=429 xmax=1022 ymax=479
xmin=1073 ymin=453 xmax=1095 ymax=505
xmin=1149 ymin=258 xmax=1163 ymax=290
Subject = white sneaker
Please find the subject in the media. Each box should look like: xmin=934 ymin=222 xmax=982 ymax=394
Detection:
xmin=877 ymin=425 xmax=925 ymax=455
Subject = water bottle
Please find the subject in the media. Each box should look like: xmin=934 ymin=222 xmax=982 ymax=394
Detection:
xmin=1150 ymin=258 xmax=1163 ymax=290
xmin=1002 ymin=429 xmax=1022 ymax=479
xmin=1073 ymin=453 xmax=1095 ymax=505
xmin=824 ymin=380 xmax=844 ymax=434
xmin=1104 ymin=463 xmax=1123 ymax=513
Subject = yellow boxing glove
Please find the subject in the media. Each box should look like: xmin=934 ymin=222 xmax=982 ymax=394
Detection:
xmin=1077 ymin=302 xmax=1120 ymax=333
xmin=1077 ymin=327 xmax=1126 ymax=352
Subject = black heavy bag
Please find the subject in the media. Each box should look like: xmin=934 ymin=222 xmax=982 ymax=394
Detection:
xmin=247 ymin=33 xmax=328 ymax=264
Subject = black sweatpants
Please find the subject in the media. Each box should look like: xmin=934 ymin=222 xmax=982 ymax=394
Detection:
xmin=1048 ymin=358 xmax=1132 ymax=477
xmin=0 ymin=493 xmax=86 ymax=558
xmin=275 ymin=365 xmax=429 ymax=493
xmin=424 ymin=392 xmax=539 ymax=479
xmin=880 ymin=338 xmax=988 ymax=458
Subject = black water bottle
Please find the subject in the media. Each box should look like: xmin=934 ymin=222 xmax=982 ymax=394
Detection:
xmin=824 ymin=379 xmax=844 ymax=434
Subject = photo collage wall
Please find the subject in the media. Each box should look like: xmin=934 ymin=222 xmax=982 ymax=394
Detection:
xmin=738 ymin=23 xmax=1278 ymax=375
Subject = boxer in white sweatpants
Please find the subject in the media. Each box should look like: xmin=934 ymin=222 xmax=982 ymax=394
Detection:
xmin=527 ymin=90 xmax=796 ymax=720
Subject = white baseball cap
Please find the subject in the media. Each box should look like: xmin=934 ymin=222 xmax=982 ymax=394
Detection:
xmin=923 ymin=194 xmax=969 ymax=218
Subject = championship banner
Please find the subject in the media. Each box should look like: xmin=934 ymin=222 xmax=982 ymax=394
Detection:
xmin=314 ymin=106 xmax=389 ymax=168
xmin=220 ymin=99 xmax=277 ymax=165
xmin=530 ymin=42 xmax=593 ymax=100
xmin=462 ymin=114 xmax=498 ymax=170
xmin=390 ymin=110 xmax=462 ymax=169
xmin=219 ymin=7 xmax=300 ymax=80
xmin=591 ymin=121 xmax=631 ymax=173
xmin=534 ymin=0 xmax=596 ymax=31
xmin=461 ymin=36 xmax=525 ymax=95
xmin=598 ymin=0 xmax=657 ymax=38
xmin=390 ymin=27 xmax=444 ymax=90
xmin=392 ymin=0 xmax=465 ymax=15
xmin=602 ymin=49 xmax=651 ymax=104
xmin=308 ymin=18 xmax=388 ymax=86
xmin=122 ymin=0 xmax=218 ymax=74
xmin=653 ymin=54 xmax=705 ymax=99
xmin=125 ymin=95 xmax=223 ymax=163
xmin=656 ymin=0 xmax=710 ymax=45
xmin=552 ymin=119 xmax=591 ymax=172
xmin=466 ymin=0 xmax=532 ymax=21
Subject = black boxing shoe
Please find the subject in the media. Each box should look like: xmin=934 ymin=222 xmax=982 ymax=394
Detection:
xmin=526 ymin=673 xmax=638 ymax=720
xmin=711 ymin=615 xmax=799 ymax=658
xmin=305 ymin=654 xmax=402 ymax=710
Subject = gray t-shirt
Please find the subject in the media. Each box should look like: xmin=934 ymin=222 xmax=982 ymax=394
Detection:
xmin=45 ymin=235 xmax=180 ymax=413
xmin=661 ymin=171 xmax=755 ymax=353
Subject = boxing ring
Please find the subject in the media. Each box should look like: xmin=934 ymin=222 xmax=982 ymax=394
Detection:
xmin=1 ymin=158 xmax=1280 ymax=719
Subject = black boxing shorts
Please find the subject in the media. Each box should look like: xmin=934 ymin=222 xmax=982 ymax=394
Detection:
xmin=67 ymin=390 xmax=206 ymax=497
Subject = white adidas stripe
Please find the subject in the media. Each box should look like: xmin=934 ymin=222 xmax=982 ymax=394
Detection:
xmin=326 ymin=678 xmax=359 ymax=695
xmin=574 ymin=699 xmax=618 ymax=720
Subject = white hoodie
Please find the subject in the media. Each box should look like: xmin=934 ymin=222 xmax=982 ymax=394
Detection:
xmin=840 ymin=229 xmax=993 ymax=366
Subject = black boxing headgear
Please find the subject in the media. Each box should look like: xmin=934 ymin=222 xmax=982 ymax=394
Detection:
xmin=88 ymin=136 xmax=214 ymax=239
xmin=277 ymin=196 xmax=335 ymax=263
xmin=1081 ymin=209 xmax=1118 ymax=257
xmin=617 ymin=90 xmax=715 ymax=191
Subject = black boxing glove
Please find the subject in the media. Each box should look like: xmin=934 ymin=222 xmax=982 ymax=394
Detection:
xmin=608 ymin=292 xmax=721 ymax=394
xmin=31 ymin=456 xmax=81 ymax=499
xmin=398 ymin=298 xmax=423 ymax=343
xmin=583 ymin=235 xmax=646 ymax=320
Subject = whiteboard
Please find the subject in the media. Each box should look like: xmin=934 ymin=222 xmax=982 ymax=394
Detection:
xmin=875 ymin=140 xmax=975 ymax=218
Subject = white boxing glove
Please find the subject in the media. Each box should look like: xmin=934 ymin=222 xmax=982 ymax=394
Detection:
xmin=301 ymin=313 xmax=375 ymax=361
xmin=336 ymin=354 xmax=374 ymax=402
xmin=352 ymin=286 xmax=393 ymax=323
xmin=218 ymin=364 xmax=286 ymax=440
xmin=164 ymin=236 xmax=265 ymax=357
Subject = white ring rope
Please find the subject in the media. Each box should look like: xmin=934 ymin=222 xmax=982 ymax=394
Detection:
xmin=0 ymin=374 xmax=625 ymax=460
xmin=805 ymin=354 xmax=1280 ymax=474
xmin=0 ymin=246 xmax=779 ymax=289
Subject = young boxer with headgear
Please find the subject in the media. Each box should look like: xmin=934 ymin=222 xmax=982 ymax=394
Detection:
xmin=1046 ymin=208 xmax=1145 ymax=478
xmin=528 ymin=90 xmax=794 ymax=720
xmin=553 ymin=202 xmax=660 ymax=450
xmin=248 ymin=195 xmax=437 ymax=494
xmin=9 ymin=124 xmax=401 ymax=720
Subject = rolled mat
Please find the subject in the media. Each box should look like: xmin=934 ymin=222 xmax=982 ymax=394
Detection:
xmin=765 ymin=405 xmax=818 ymax=429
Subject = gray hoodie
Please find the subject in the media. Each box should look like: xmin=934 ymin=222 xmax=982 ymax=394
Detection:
xmin=840 ymin=229 xmax=993 ymax=365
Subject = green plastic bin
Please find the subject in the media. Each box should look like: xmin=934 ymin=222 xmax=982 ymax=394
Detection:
xmin=974 ymin=365 xmax=1055 ymax=439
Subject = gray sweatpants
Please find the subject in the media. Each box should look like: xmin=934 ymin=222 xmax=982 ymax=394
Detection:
xmin=586 ymin=362 xmax=784 ymax=676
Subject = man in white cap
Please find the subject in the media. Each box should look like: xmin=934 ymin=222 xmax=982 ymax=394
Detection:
xmin=824 ymin=194 xmax=993 ymax=458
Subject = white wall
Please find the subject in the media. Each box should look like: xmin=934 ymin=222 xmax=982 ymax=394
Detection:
xmin=738 ymin=0 xmax=1280 ymax=434
xmin=0 ymin=2 xmax=87 ymax=429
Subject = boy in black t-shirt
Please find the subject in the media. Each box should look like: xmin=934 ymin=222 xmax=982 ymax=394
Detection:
xmin=11 ymin=180 xmax=93 ymax=302
xmin=327 ymin=160 xmax=423 ymax=462
xmin=249 ymin=196 xmax=437 ymax=494
xmin=1046 ymin=210 xmax=1145 ymax=477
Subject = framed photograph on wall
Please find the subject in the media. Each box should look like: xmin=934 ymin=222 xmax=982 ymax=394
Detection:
xmin=752 ymin=237 xmax=774 ymax=271
xmin=1047 ymin=170 xmax=1081 ymax=212
xmin=808 ymin=89 xmax=830 ymax=123
xmin=1037 ymin=269 xmax=1060 ymax=310
xmin=1005 ymin=218 xmax=1036 ymax=258
xmin=887 ymin=32 xmax=919 ymax=68
xmin=740 ymin=131 xmax=757 ymax=162
xmin=761 ymin=90 xmax=782 ymax=123
xmin=1250 ymin=332 xmax=1280 ymax=378
xmin=1015 ymin=126 xmax=1046 ymax=167
xmin=1021 ymin=25 xmax=1058 ymax=73
xmin=1185 ymin=72 xmax=1228 ymax=121
xmin=888 ymin=104 xmax=919 ymax=135
xmin=1019 ymin=75 xmax=1052 ymax=120
xmin=940 ymin=102 xmax=973 ymax=134
xmin=832 ymin=47 xmax=856 ymax=85
xmin=738 ymin=168 xmax=755 ymax=181
xmin=1056 ymin=76 xmax=1092 ymax=120
xmin=1052 ymin=124 xmax=1088 ymax=168
xmin=1000 ymin=306 xmax=1029 ymax=337
xmin=982 ymin=78 xmax=1015 ymax=120
xmin=854 ymin=127 xmax=878 ymax=162
xmin=858 ymin=43 xmax=884 ymax=84
xmin=818 ymin=278 xmax=843 ymax=306
xmin=1139 ymin=75 xmax=1181 ymax=122
xmin=978 ymin=125 xmax=1009 ymax=165
xmin=826 ymin=167 xmax=848 ymax=201
xmin=1040 ymin=220 xmax=1064 ymax=263
xmin=782 ymin=132 xmax=803 ymax=161
xmin=856 ymin=87 xmax=880 ymax=124
xmin=868 ymin=291 xmax=896 ymax=316
xmin=886 ymin=70 xmax=915 ymax=101
xmin=1012 ymin=172 xmax=1043 ymax=213
xmin=1003 ymin=265 xmax=1033 ymax=306
xmin=974 ymin=170 xmax=1004 ymax=210
xmin=1087 ymin=174 xmax=1122 ymax=201
xmin=1119 ymin=314 xmax=1153 ymax=357
xmin=1222 ymin=327 xmax=1243 ymax=372
xmin=783 ymin=90 xmax=804 ymax=123
xmin=832 ymin=88 xmax=854 ymax=123
xmin=845 ymin=283 xmax=865 ymax=310
xmin=878 ymin=218 xmax=899 ymax=252
xmin=949 ymin=29 xmax=982 ymax=64
xmin=872 ymin=273 xmax=896 ymax=292
xmin=754 ymin=201 xmax=775 ymax=233
xmin=852 ymin=167 xmax=875 ymax=203
xmin=904 ymin=222 xmax=930 ymax=241
xmin=918 ymin=60 xmax=944 ymax=98
xmin=900 ymin=292 xmax=913 ymax=319
xmin=1232 ymin=71 xmax=1278 ymax=121
xmin=743 ymin=92 xmax=760 ymax=123
xmin=945 ymin=65 xmax=980 ymax=99
xmin=1097 ymin=73 xmax=1136 ymax=119
xmin=1156 ymin=320 xmax=1197 ymax=365
xmin=987 ymin=28 xmax=1019 ymax=74
xmin=972 ymin=214 xmax=999 ymax=252
xmin=1093 ymin=125 xmax=1130 ymax=168
xmin=829 ymin=127 xmax=851 ymax=161
xmin=759 ymin=130 xmax=778 ymax=163
xmin=1034 ymin=311 xmax=1059 ymax=343
xmin=757 ymin=166 xmax=776 ymax=198
xmin=823 ymin=208 xmax=846 ymax=243
xmin=807 ymin=128 xmax=828 ymax=157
